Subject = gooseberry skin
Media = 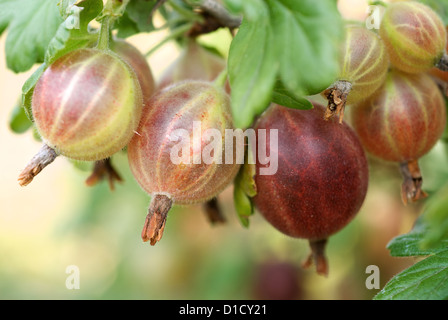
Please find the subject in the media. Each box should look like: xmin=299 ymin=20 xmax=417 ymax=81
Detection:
xmin=157 ymin=40 xmax=227 ymax=90
xmin=252 ymin=104 xmax=369 ymax=241
xmin=339 ymin=25 xmax=389 ymax=105
xmin=351 ymin=70 xmax=446 ymax=163
xmin=379 ymin=1 xmax=447 ymax=74
xmin=111 ymin=39 xmax=156 ymax=100
xmin=32 ymin=48 xmax=143 ymax=161
xmin=127 ymin=80 xmax=240 ymax=205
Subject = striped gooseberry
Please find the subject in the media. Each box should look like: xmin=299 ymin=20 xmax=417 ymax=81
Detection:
xmin=252 ymin=103 xmax=369 ymax=276
xmin=127 ymin=80 xmax=240 ymax=245
xmin=324 ymin=25 xmax=389 ymax=122
xmin=379 ymin=1 xmax=447 ymax=74
xmin=18 ymin=48 xmax=143 ymax=186
xmin=85 ymin=39 xmax=156 ymax=189
xmin=351 ymin=70 xmax=446 ymax=204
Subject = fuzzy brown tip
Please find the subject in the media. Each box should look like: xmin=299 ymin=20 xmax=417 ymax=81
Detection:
xmin=141 ymin=194 xmax=173 ymax=245
xmin=302 ymin=239 xmax=329 ymax=277
xmin=18 ymin=144 xmax=58 ymax=186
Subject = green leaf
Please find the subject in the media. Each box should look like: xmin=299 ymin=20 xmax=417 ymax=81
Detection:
xmin=9 ymin=99 xmax=32 ymax=134
xmin=0 ymin=0 xmax=16 ymax=35
xmin=420 ymin=183 xmax=448 ymax=249
xmin=228 ymin=0 xmax=278 ymax=129
xmin=114 ymin=0 xmax=157 ymax=37
xmin=387 ymin=183 xmax=448 ymax=257
xmin=44 ymin=0 xmax=103 ymax=66
xmin=374 ymin=249 xmax=448 ymax=300
xmin=227 ymin=0 xmax=343 ymax=128
xmin=272 ymin=80 xmax=314 ymax=110
xmin=2 ymin=0 xmax=63 ymax=73
xmin=267 ymin=0 xmax=343 ymax=96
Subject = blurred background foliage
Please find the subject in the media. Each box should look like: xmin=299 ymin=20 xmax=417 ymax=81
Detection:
xmin=1 ymin=0 xmax=446 ymax=300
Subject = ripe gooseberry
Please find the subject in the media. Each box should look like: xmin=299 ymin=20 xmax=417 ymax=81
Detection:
xmin=127 ymin=80 xmax=240 ymax=245
xmin=380 ymin=1 xmax=448 ymax=74
xmin=324 ymin=25 xmax=389 ymax=123
xmin=252 ymin=103 xmax=369 ymax=276
xmin=18 ymin=48 xmax=143 ymax=186
xmin=351 ymin=70 xmax=446 ymax=204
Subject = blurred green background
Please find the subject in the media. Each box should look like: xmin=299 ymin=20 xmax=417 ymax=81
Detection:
xmin=0 ymin=0 xmax=438 ymax=300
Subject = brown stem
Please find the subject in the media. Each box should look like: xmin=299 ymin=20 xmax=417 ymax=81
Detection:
xmin=141 ymin=194 xmax=173 ymax=245
xmin=203 ymin=197 xmax=226 ymax=224
xmin=186 ymin=0 xmax=242 ymax=37
xmin=436 ymin=53 xmax=448 ymax=72
xmin=323 ymin=80 xmax=352 ymax=124
xmin=18 ymin=144 xmax=58 ymax=186
xmin=302 ymin=239 xmax=329 ymax=277
xmin=399 ymin=160 xmax=428 ymax=205
xmin=196 ymin=0 xmax=242 ymax=29
xmin=85 ymin=158 xmax=123 ymax=191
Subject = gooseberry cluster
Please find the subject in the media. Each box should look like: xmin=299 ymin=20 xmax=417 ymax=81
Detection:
xmin=14 ymin=0 xmax=448 ymax=277
xmin=347 ymin=1 xmax=447 ymax=205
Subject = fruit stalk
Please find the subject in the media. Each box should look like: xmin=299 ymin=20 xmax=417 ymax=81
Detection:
xmin=18 ymin=144 xmax=58 ymax=186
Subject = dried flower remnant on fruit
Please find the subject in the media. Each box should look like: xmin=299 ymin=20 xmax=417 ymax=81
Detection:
xmin=141 ymin=194 xmax=173 ymax=245
xmin=203 ymin=197 xmax=226 ymax=224
xmin=400 ymin=160 xmax=428 ymax=205
xmin=18 ymin=144 xmax=58 ymax=186
xmin=323 ymin=80 xmax=352 ymax=123
xmin=85 ymin=159 xmax=123 ymax=191
xmin=323 ymin=25 xmax=389 ymax=122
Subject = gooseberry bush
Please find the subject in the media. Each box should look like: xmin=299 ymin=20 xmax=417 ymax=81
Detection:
xmin=2 ymin=0 xmax=448 ymax=300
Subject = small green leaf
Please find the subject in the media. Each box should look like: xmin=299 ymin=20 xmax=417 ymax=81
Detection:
xmin=2 ymin=0 xmax=63 ymax=73
xmin=386 ymin=218 xmax=448 ymax=257
xmin=387 ymin=183 xmax=448 ymax=257
xmin=374 ymin=249 xmax=448 ymax=300
xmin=9 ymin=100 xmax=32 ymax=134
xmin=420 ymin=183 xmax=448 ymax=249
xmin=272 ymin=80 xmax=314 ymax=110
xmin=114 ymin=0 xmax=157 ymax=37
xmin=233 ymin=143 xmax=258 ymax=228
xmin=233 ymin=182 xmax=253 ymax=228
